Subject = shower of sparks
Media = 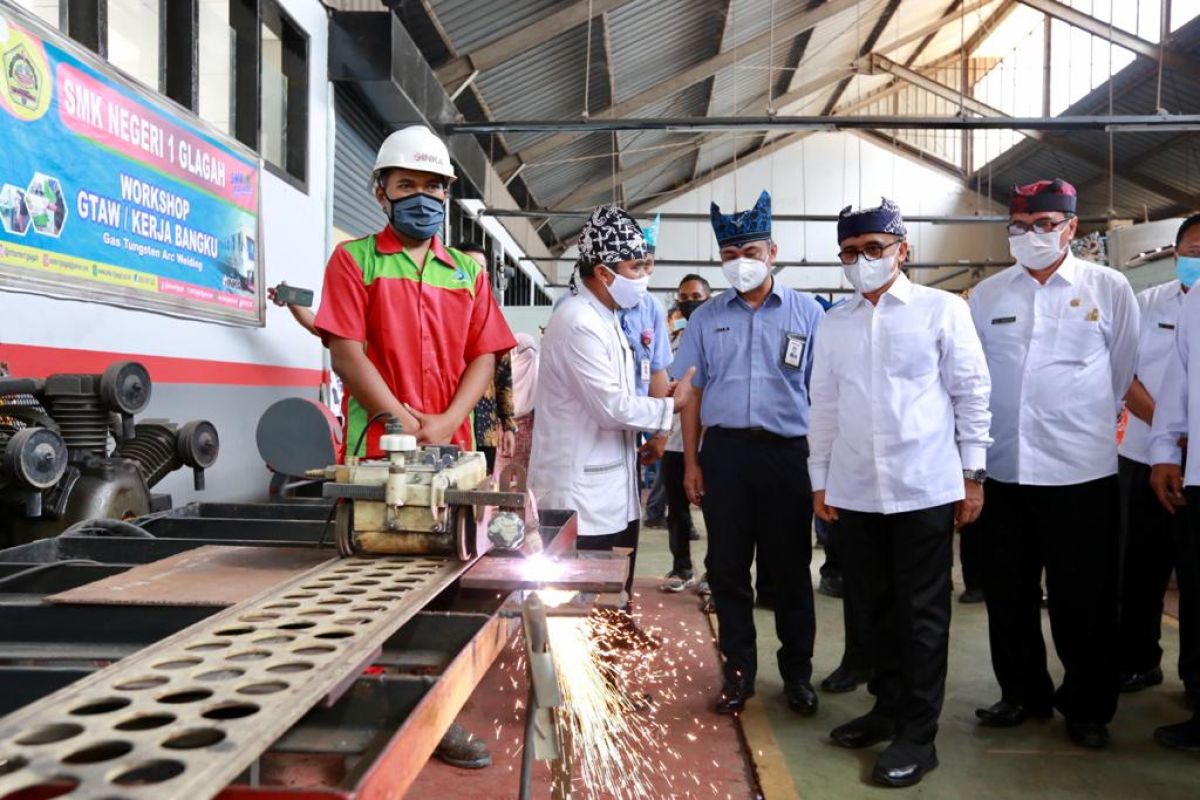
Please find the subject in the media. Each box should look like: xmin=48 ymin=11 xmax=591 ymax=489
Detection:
xmin=490 ymin=594 xmax=732 ymax=798
xmin=546 ymin=611 xmax=672 ymax=800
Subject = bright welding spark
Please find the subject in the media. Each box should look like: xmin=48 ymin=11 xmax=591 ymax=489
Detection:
xmin=534 ymin=589 xmax=576 ymax=608
xmin=521 ymin=553 xmax=565 ymax=583
xmin=546 ymin=612 xmax=671 ymax=799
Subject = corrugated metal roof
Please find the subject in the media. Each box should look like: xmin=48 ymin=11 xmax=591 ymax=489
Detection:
xmin=617 ymin=82 xmax=713 ymax=164
xmin=427 ymin=0 xmax=562 ymax=55
xmin=413 ymin=0 xmax=1200 ymax=251
xmin=523 ymin=134 xmax=620 ymax=208
xmin=623 ymin=159 xmax=695 ymax=205
xmin=607 ymin=0 xmax=727 ymax=102
xmin=978 ymin=14 xmax=1200 ymax=217
xmin=472 ymin=20 xmax=611 ymax=155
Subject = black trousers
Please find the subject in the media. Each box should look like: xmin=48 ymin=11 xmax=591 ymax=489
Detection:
xmin=839 ymin=504 xmax=954 ymax=744
xmin=1120 ymin=457 xmax=1200 ymax=686
xmin=576 ymin=519 xmax=640 ymax=598
xmin=819 ymin=517 xmax=840 ymax=578
xmin=699 ymin=429 xmax=815 ymax=684
xmin=959 ymin=520 xmax=985 ymax=592
xmin=978 ymin=477 xmax=1121 ymax=723
xmin=480 ymin=446 xmax=497 ymax=475
xmin=825 ymin=519 xmax=873 ymax=674
xmin=662 ymin=452 xmax=694 ymax=574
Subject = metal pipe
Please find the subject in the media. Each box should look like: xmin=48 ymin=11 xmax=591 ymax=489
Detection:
xmin=518 ymin=683 xmax=537 ymax=800
xmin=486 ymin=208 xmax=1112 ymax=224
xmin=526 ymin=257 xmax=1013 ymax=269
xmin=547 ymin=284 xmax=953 ymax=295
xmin=0 ymin=560 xmax=101 ymax=590
xmin=446 ymin=114 xmax=1200 ymax=135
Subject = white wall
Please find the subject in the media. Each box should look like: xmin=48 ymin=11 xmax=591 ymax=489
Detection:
xmin=501 ymin=306 xmax=553 ymax=339
xmin=642 ymin=132 xmax=1010 ymax=296
xmin=0 ymin=0 xmax=331 ymax=504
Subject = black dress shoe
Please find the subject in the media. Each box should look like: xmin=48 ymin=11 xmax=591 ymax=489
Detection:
xmin=784 ymin=680 xmax=818 ymax=715
xmin=820 ymin=664 xmax=872 ymax=693
xmin=958 ymin=587 xmax=985 ymax=604
xmin=871 ymin=741 xmax=937 ymax=788
xmin=817 ymin=574 xmax=844 ymax=598
xmin=1154 ymin=717 xmax=1200 ymax=751
xmin=714 ymin=677 xmax=755 ymax=714
xmin=975 ymin=700 xmax=1052 ymax=728
xmin=1120 ymin=666 xmax=1164 ymax=693
xmin=1066 ymin=722 xmax=1110 ymax=749
xmin=830 ymin=714 xmax=896 ymax=749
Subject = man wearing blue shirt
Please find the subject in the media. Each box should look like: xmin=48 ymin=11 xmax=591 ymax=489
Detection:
xmin=620 ymin=217 xmax=673 ymax=476
xmin=671 ymin=190 xmax=825 ymax=716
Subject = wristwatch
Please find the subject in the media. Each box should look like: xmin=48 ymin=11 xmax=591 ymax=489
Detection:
xmin=963 ymin=469 xmax=987 ymax=484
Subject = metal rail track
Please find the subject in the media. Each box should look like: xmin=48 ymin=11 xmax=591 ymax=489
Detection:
xmin=0 ymin=554 xmax=468 ymax=799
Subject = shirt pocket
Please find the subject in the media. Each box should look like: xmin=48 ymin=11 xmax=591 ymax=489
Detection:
xmin=885 ymin=329 xmax=939 ymax=379
xmin=1054 ymin=318 xmax=1105 ymax=365
xmin=582 ymin=459 xmax=625 ymax=475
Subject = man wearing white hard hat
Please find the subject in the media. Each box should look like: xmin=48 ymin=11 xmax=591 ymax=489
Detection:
xmin=313 ymin=125 xmax=515 ymax=768
xmin=315 ymin=124 xmax=516 ymax=457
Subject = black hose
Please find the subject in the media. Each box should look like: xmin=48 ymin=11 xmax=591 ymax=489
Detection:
xmin=351 ymin=412 xmax=393 ymax=460
xmin=60 ymin=518 xmax=155 ymax=539
xmin=317 ymin=500 xmax=339 ymax=550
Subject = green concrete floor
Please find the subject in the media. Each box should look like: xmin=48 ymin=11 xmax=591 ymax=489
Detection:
xmin=634 ymin=511 xmax=1199 ymax=798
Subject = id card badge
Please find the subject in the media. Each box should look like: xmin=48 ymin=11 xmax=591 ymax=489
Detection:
xmin=640 ymin=358 xmax=651 ymax=383
xmin=782 ymin=332 xmax=807 ymax=370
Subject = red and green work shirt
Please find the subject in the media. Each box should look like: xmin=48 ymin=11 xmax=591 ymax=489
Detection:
xmin=314 ymin=226 xmax=516 ymax=458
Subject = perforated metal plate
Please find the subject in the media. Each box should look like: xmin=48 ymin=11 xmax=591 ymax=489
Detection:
xmin=0 ymin=555 xmax=466 ymax=799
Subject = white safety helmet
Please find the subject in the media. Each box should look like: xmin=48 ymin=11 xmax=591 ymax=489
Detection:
xmin=371 ymin=124 xmax=456 ymax=187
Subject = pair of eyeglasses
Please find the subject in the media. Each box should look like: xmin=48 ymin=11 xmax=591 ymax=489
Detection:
xmin=1007 ymin=217 xmax=1072 ymax=236
xmin=837 ymin=239 xmax=903 ymax=265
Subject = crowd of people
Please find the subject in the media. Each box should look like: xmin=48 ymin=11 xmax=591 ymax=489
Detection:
xmin=298 ymin=124 xmax=1200 ymax=788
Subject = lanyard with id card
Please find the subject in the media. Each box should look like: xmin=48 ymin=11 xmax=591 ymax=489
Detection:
xmin=782 ymin=332 xmax=807 ymax=370
xmin=640 ymin=358 xmax=651 ymax=383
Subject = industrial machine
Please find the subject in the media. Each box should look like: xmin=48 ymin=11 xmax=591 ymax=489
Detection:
xmin=0 ymin=500 xmax=588 ymax=800
xmin=0 ymin=360 xmax=219 ymax=544
xmin=315 ymin=418 xmax=531 ymax=559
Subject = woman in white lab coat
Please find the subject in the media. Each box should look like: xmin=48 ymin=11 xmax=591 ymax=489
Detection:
xmin=529 ymin=206 xmax=695 ymax=599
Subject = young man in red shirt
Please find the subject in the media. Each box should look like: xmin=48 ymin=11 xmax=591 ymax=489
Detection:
xmin=314 ymin=125 xmax=516 ymax=768
xmin=315 ymin=125 xmax=516 ymax=454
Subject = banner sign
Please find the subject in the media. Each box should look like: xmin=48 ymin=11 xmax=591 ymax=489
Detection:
xmin=0 ymin=7 xmax=263 ymax=326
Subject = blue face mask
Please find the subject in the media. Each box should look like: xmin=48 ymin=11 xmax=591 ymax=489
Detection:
xmin=387 ymin=193 xmax=445 ymax=240
xmin=672 ymin=318 xmax=686 ymax=332
xmin=1178 ymin=255 xmax=1200 ymax=288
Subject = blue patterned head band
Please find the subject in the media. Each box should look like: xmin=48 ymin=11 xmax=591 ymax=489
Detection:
xmin=710 ymin=190 xmax=772 ymax=247
xmin=642 ymin=213 xmax=661 ymax=253
xmin=837 ymin=197 xmax=908 ymax=242
xmin=578 ymin=204 xmax=647 ymax=265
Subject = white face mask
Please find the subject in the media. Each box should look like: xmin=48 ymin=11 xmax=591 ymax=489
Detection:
xmin=1009 ymin=230 xmax=1067 ymax=270
xmin=603 ymin=269 xmax=649 ymax=309
xmin=722 ymin=257 xmax=769 ymax=293
xmin=843 ymin=254 xmax=897 ymax=294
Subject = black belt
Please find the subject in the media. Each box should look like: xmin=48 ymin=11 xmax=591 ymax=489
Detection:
xmin=709 ymin=426 xmax=804 ymax=444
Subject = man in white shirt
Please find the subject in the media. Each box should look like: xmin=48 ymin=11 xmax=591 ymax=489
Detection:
xmin=1148 ymin=232 xmax=1200 ymax=751
xmin=810 ymin=198 xmax=992 ymax=788
xmin=529 ymin=205 xmax=695 ymax=600
xmin=968 ymin=178 xmax=1139 ymax=749
xmin=1118 ymin=215 xmax=1200 ymax=709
